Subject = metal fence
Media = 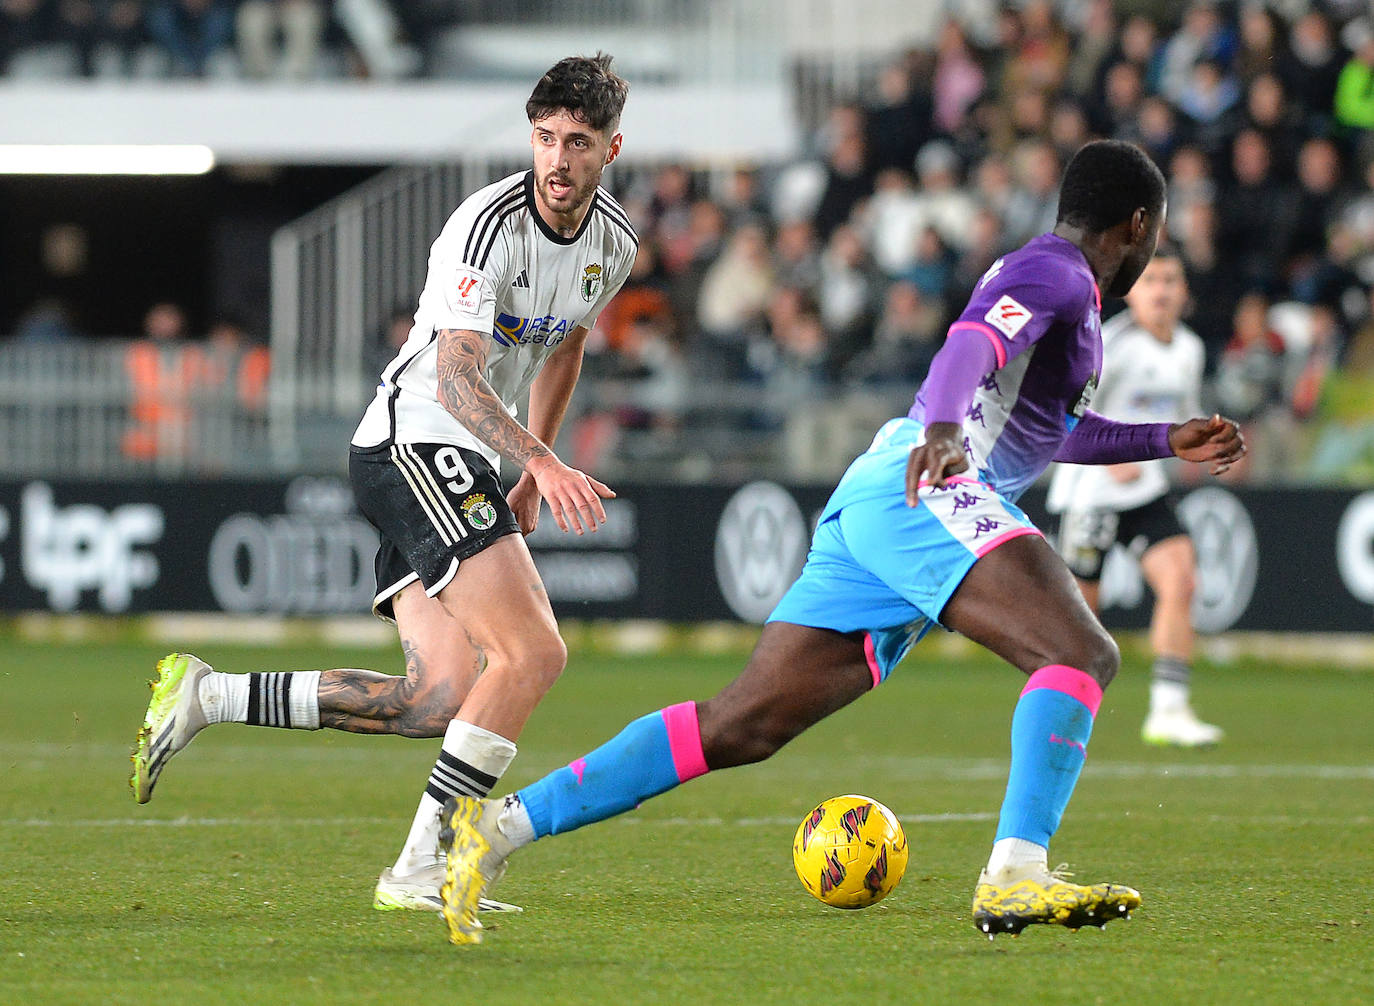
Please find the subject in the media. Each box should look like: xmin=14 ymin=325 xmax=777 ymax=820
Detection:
xmin=0 ymin=336 xmax=916 ymax=482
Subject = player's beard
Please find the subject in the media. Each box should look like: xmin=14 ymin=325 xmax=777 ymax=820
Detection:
xmin=536 ymin=169 xmax=597 ymax=222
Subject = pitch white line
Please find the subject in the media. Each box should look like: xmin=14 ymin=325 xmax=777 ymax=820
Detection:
xmin=4 ymin=812 xmax=1372 ymax=829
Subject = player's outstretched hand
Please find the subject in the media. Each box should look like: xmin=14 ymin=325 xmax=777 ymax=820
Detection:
xmin=1169 ymin=414 xmax=1246 ymax=475
xmin=527 ymin=454 xmax=616 ymax=535
xmin=905 ymin=421 xmax=969 ymax=507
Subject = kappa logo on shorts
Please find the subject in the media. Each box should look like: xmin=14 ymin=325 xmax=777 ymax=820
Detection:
xmin=984 ymin=294 xmax=1032 ymax=338
xmin=460 ymin=493 xmax=498 ymax=531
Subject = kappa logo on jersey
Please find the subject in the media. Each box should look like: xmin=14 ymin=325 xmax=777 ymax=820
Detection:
xmin=985 ymin=294 xmax=1033 ymax=338
xmin=453 ymin=268 xmax=484 ymax=314
xmin=460 ymin=493 xmax=498 ymax=531
xmin=580 ymin=263 xmax=603 ymax=302
xmin=493 ymin=312 xmax=574 ymax=348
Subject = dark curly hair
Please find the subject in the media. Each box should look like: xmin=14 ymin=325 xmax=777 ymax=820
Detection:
xmin=526 ymin=53 xmax=629 ymax=134
xmin=1055 ymin=140 xmax=1166 ymax=233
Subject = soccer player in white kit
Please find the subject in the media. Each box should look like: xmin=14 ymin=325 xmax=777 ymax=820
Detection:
xmin=130 ymin=54 xmax=639 ymax=912
xmin=1047 ymin=244 xmax=1223 ymax=747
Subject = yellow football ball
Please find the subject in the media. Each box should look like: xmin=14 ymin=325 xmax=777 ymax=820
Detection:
xmin=792 ymin=794 xmax=908 ymax=909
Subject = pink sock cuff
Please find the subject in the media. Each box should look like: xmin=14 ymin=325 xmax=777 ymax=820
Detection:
xmin=1021 ymin=664 xmax=1102 ymax=717
xmin=661 ymin=701 xmax=709 ymax=782
xmin=863 ymin=632 xmax=882 ymax=689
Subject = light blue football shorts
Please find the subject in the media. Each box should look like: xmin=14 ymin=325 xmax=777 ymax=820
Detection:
xmin=767 ymin=466 xmax=1042 ymax=685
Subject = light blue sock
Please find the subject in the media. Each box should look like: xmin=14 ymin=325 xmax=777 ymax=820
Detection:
xmin=994 ymin=665 xmax=1103 ymax=847
xmin=520 ymin=701 xmax=708 ymax=839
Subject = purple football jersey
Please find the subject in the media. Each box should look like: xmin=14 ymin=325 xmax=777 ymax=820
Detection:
xmin=910 ymin=233 xmax=1102 ymax=501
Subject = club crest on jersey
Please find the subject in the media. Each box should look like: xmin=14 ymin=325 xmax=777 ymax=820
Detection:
xmin=985 ymin=294 xmax=1032 ymax=338
xmin=581 ymin=262 xmax=603 ymax=302
xmin=461 ymin=493 xmax=498 ymax=531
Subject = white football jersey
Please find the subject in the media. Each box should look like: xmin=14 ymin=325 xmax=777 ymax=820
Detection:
xmin=353 ymin=170 xmax=638 ymax=469
xmin=1046 ymin=311 xmax=1205 ymax=513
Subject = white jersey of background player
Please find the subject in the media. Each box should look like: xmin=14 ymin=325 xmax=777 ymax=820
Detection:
xmin=1046 ymin=246 xmax=1222 ymax=747
xmin=1046 ymin=305 xmax=1204 ymax=513
xmin=130 ymin=54 xmax=642 ymax=916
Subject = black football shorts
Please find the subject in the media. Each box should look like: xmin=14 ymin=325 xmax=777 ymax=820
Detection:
xmin=349 ymin=441 xmax=520 ymax=621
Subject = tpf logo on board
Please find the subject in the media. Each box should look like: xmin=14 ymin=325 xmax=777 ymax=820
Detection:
xmin=714 ymin=481 xmax=808 ymax=623
xmin=20 ymin=482 xmax=164 ymax=611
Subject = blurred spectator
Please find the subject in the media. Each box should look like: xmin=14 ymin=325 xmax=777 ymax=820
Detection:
xmin=812 ymin=112 xmax=871 ymax=241
xmin=1093 ymin=60 xmax=1145 ymax=137
xmin=1159 ymin=1 xmax=1238 ymax=106
xmin=1063 ymin=0 xmax=1116 ymax=99
xmin=237 ymin=0 xmax=324 ymax=81
xmin=1334 ymin=18 xmax=1374 ymax=133
xmin=1287 ymin=138 xmax=1348 ymax=266
xmin=145 ymin=0 xmax=233 ymax=77
xmin=816 ymin=224 xmax=881 ymax=371
xmin=203 ymin=313 xmax=270 ymax=414
xmin=1047 ymin=98 xmax=1092 ymax=166
xmin=1234 ymin=6 xmax=1286 ymax=84
xmin=1216 ymin=128 xmax=1296 ymax=293
xmin=772 ymin=218 xmax=821 ymax=290
xmin=1241 ymin=72 xmax=1304 ymax=182
xmin=843 ymin=280 xmax=943 ymax=386
xmin=744 ymin=287 xmax=829 ymax=413
xmin=122 ymin=301 xmax=196 ymax=461
xmin=719 ymin=166 xmax=768 ymax=230
xmin=665 ymin=198 xmax=727 ymax=322
xmin=1177 ymin=199 xmax=1237 ymax=372
xmin=696 ymin=223 xmax=775 ymax=369
xmin=1165 ymin=146 xmax=1216 ymax=247
xmin=594 ymin=244 xmax=672 ymax=356
xmin=1128 ymin=94 xmax=1182 ymax=166
xmin=1001 ymin=0 xmax=1069 ymax=97
xmin=1002 ymin=140 xmax=1060 ymax=247
xmin=932 ymin=20 xmax=985 ymax=136
xmin=865 ymin=56 xmax=932 ymax=174
xmin=910 ymin=140 xmax=977 ymax=251
xmin=949 ymin=206 xmax=1006 ymax=302
xmin=897 ymin=227 xmax=954 ymax=301
xmin=1278 ymin=11 xmax=1343 ymax=133
xmin=1176 ymin=58 xmax=1241 ymax=130
xmin=1214 ymin=290 xmax=1287 ymax=424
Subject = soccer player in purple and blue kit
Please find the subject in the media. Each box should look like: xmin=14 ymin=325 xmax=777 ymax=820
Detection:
xmin=436 ymin=140 xmax=1246 ymax=944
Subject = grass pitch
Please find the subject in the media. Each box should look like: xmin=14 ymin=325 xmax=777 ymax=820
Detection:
xmin=1 ymin=632 xmax=1372 ymax=1004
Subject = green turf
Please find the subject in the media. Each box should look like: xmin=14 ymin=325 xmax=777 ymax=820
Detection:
xmin=1 ymin=636 xmax=1372 ymax=1004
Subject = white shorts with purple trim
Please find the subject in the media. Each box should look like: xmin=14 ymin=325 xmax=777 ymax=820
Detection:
xmin=767 ymin=474 xmax=1041 ymax=684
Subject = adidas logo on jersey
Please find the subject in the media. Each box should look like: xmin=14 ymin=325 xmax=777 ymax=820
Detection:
xmin=512 ymin=268 xmax=530 ymax=289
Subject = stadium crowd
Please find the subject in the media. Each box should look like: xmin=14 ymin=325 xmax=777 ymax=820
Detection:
xmin=574 ymin=1 xmax=1374 ymax=483
xmin=6 ymin=1 xmax=1374 ymax=482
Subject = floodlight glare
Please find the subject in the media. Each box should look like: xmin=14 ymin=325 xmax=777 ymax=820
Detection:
xmin=0 ymin=145 xmax=216 ymax=175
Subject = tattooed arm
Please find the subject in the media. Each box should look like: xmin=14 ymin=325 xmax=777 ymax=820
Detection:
xmin=434 ymin=327 xmax=615 ymax=534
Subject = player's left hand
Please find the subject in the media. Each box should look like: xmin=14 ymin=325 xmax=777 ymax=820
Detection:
xmin=1169 ymin=414 xmax=1245 ymax=475
xmin=506 ymin=470 xmax=542 ymax=535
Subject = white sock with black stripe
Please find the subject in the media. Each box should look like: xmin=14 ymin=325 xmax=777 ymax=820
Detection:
xmin=393 ymin=719 xmax=517 ymax=877
xmin=197 ymin=671 xmax=321 ymax=729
